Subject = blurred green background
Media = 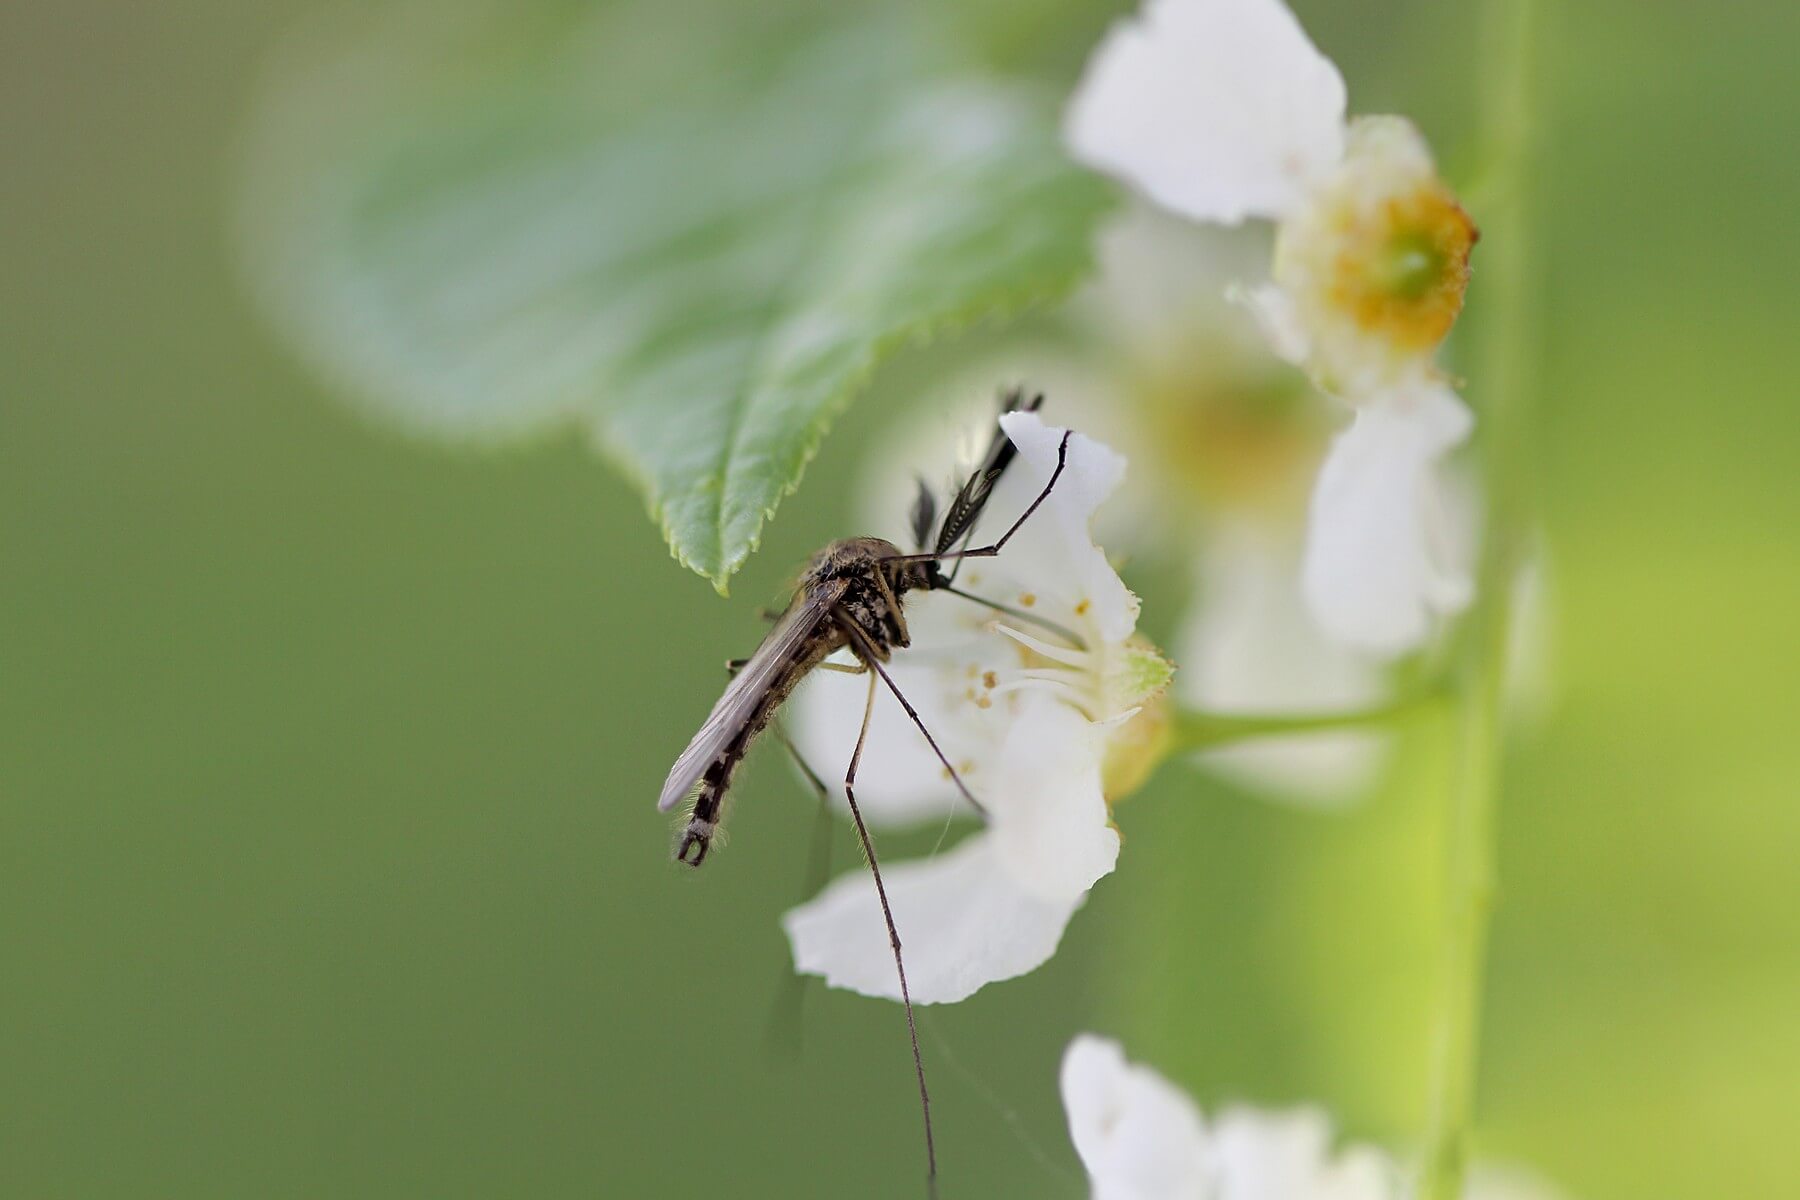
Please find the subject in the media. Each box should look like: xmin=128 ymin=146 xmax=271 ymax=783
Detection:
xmin=4 ymin=1 xmax=1796 ymax=1197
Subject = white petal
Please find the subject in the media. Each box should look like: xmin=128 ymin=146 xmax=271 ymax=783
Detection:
xmin=782 ymin=835 xmax=1083 ymax=1004
xmin=994 ymin=410 xmax=1140 ymax=644
xmin=1213 ymin=1106 xmax=1396 ymax=1200
xmin=1178 ymin=520 xmax=1385 ymax=802
xmin=988 ymin=696 xmax=1119 ymax=901
xmin=1235 ymin=281 xmax=1312 ymax=367
xmin=1061 ymin=1035 xmax=1213 ymax=1200
xmin=1066 ymin=0 xmax=1348 ymax=225
xmin=1301 ymin=384 xmax=1474 ymax=656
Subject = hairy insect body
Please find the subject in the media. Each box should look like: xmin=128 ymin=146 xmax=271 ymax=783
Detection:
xmin=667 ymin=537 xmax=926 ymax=866
xmin=813 ymin=536 xmax=929 ymax=660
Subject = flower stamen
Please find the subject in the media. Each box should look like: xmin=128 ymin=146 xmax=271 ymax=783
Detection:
xmin=993 ymin=623 xmax=1091 ymax=666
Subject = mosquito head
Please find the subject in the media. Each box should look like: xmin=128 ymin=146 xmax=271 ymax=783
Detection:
xmin=883 ymin=554 xmax=935 ymax=597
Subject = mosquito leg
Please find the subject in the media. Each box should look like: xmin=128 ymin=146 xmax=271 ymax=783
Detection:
xmin=735 ymin=656 xmax=864 ymax=678
xmin=871 ymin=562 xmax=912 ymax=648
xmin=869 ymin=656 xmax=988 ymax=820
xmin=778 ymin=727 xmax=836 ymax=883
xmin=938 ymin=584 xmax=1087 ymax=651
xmin=834 ymin=610 xmax=988 ymax=820
xmin=764 ymin=723 xmax=836 ymax=1061
xmin=843 ymin=669 xmax=937 ymax=1193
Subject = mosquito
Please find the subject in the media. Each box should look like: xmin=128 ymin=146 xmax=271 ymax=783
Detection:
xmin=656 ymin=390 xmax=1075 ymax=1192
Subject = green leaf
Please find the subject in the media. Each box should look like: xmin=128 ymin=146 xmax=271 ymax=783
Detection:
xmin=240 ymin=5 xmax=1112 ymax=589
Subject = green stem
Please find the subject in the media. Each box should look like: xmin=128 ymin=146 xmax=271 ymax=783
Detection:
xmin=1419 ymin=2 xmax=1542 ymax=1197
xmin=1169 ymin=690 xmax=1444 ymax=755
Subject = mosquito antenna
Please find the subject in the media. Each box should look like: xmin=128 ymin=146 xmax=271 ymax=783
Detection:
xmin=835 ymin=612 xmax=987 ymax=820
xmin=842 ymin=669 xmax=938 ymax=1196
xmin=930 ymin=390 xmax=1044 ymax=583
xmin=885 ymin=430 xmax=1072 ymax=570
xmin=941 ymin=510 xmax=982 ymax=588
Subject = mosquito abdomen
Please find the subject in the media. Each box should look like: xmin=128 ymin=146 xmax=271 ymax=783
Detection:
xmin=674 ymin=630 xmax=841 ymax=867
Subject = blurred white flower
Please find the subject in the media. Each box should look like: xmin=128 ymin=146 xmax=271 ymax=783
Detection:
xmin=783 ymin=413 xmax=1171 ymax=1004
xmin=1059 ymin=208 xmax=1392 ymax=802
xmin=1066 ymin=0 xmax=1480 ymax=657
xmin=1061 ymin=1035 xmax=1566 ymax=1200
xmin=1077 ymin=207 xmax=1328 ymax=544
xmin=1063 ymin=1035 xmax=1397 ymax=1200
xmin=1062 ymin=1034 xmax=1216 ymax=1200
xmin=1081 ymin=206 xmax=1274 ymax=366
xmin=1065 ymin=1 xmax=1473 ymax=396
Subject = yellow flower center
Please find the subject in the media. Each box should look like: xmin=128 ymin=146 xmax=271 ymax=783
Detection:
xmin=1325 ymin=183 xmax=1477 ymax=355
xmin=1273 ymin=115 xmax=1478 ymax=393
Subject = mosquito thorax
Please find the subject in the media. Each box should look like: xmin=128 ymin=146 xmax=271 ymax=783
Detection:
xmin=797 ymin=537 xmax=926 ymax=655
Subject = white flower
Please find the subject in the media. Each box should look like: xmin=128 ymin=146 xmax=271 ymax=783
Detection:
xmin=1085 ymin=213 xmax=1385 ymax=800
xmin=1077 ymin=206 xmax=1330 ymax=539
xmin=1061 ymin=1035 xmax=1567 ymax=1200
xmin=782 ymin=413 xmax=1171 ymax=1004
xmin=1065 ymin=0 xmax=1474 ymax=395
xmin=1066 ymin=0 xmax=1479 ymax=657
xmin=1241 ymin=117 xmax=1476 ymax=398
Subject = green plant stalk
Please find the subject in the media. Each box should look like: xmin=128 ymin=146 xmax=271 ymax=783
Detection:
xmin=1419 ymin=1 xmax=1542 ymax=1197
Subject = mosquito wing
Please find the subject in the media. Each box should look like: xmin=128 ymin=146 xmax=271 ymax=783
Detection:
xmin=656 ymin=582 xmax=846 ymax=813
